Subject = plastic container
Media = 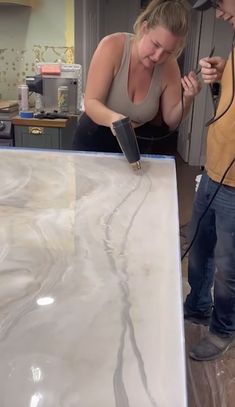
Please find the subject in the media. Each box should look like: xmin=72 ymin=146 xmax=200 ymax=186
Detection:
xmin=18 ymin=84 xmax=29 ymax=112
xmin=19 ymin=111 xmax=34 ymax=119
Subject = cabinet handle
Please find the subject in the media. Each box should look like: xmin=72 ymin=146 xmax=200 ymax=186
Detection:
xmin=29 ymin=127 xmax=44 ymax=135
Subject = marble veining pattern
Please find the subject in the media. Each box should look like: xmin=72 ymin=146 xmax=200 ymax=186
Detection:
xmin=0 ymin=149 xmax=186 ymax=407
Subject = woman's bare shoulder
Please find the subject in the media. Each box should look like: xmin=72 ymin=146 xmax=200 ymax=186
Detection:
xmin=163 ymin=57 xmax=180 ymax=75
xmin=161 ymin=57 xmax=181 ymax=89
xmin=97 ymin=33 xmax=127 ymax=56
xmin=94 ymin=33 xmax=127 ymax=72
xmin=100 ymin=32 xmax=127 ymax=45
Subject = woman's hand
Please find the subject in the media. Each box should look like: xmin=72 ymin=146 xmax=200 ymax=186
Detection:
xmin=181 ymin=71 xmax=201 ymax=100
xmin=199 ymin=56 xmax=226 ymax=84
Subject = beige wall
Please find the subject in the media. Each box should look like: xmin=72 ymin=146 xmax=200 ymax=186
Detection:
xmin=0 ymin=0 xmax=74 ymax=100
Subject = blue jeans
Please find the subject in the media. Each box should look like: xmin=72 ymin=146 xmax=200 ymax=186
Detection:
xmin=185 ymin=171 xmax=235 ymax=336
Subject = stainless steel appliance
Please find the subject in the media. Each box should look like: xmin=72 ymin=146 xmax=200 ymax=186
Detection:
xmin=26 ymin=63 xmax=82 ymax=115
xmin=0 ymin=101 xmax=17 ymax=146
xmin=0 ymin=120 xmax=14 ymax=146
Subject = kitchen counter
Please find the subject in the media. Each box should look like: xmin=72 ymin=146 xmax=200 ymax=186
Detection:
xmin=12 ymin=115 xmax=77 ymax=128
xmin=0 ymin=149 xmax=186 ymax=407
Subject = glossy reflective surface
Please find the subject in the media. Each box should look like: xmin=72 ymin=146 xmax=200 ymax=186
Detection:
xmin=0 ymin=149 xmax=186 ymax=407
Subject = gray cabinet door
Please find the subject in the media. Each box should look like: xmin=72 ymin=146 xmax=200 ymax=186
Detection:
xmin=15 ymin=126 xmax=60 ymax=149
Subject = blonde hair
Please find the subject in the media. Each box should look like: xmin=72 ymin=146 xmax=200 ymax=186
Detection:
xmin=133 ymin=0 xmax=190 ymax=56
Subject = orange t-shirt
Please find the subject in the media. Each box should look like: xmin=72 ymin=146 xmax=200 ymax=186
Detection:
xmin=205 ymin=51 xmax=235 ymax=187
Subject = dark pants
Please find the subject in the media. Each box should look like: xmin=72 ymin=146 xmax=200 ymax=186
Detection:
xmin=72 ymin=112 xmax=171 ymax=155
xmin=185 ymin=172 xmax=235 ymax=336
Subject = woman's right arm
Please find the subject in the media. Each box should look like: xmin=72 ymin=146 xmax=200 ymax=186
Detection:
xmin=84 ymin=34 xmax=126 ymax=128
xmin=199 ymin=56 xmax=226 ymax=84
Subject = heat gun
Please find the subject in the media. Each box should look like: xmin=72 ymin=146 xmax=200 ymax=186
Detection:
xmin=112 ymin=117 xmax=141 ymax=170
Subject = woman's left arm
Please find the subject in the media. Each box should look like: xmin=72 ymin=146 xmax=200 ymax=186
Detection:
xmin=161 ymin=58 xmax=201 ymax=130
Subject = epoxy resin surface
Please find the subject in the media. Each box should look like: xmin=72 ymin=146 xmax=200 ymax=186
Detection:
xmin=0 ymin=149 xmax=186 ymax=407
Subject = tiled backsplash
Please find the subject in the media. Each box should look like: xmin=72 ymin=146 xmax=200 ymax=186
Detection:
xmin=0 ymin=45 xmax=74 ymax=100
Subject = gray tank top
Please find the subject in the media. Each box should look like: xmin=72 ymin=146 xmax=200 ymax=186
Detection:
xmin=106 ymin=33 xmax=162 ymax=125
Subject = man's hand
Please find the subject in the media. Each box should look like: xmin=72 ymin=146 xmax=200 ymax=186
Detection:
xmin=199 ymin=56 xmax=226 ymax=83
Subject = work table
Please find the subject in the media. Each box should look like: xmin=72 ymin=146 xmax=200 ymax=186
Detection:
xmin=0 ymin=149 xmax=186 ymax=407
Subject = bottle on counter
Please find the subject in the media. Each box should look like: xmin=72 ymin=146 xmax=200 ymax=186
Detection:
xmin=18 ymin=84 xmax=29 ymax=112
xmin=35 ymin=93 xmax=43 ymax=112
xmin=57 ymin=85 xmax=69 ymax=113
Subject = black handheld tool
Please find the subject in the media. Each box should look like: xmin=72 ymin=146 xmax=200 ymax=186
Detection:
xmin=112 ymin=117 xmax=141 ymax=170
xmin=195 ymin=46 xmax=215 ymax=77
xmin=192 ymin=0 xmax=214 ymax=11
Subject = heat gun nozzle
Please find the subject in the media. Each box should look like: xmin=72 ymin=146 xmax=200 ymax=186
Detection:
xmin=131 ymin=160 xmax=141 ymax=170
xmin=112 ymin=117 xmax=141 ymax=170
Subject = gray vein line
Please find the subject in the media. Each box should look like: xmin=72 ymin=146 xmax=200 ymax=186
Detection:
xmin=128 ymin=315 xmax=158 ymax=407
xmin=104 ymin=177 xmax=143 ymax=407
xmin=118 ymin=173 xmax=158 ymax=407
xmin=113 ymin=311 xmax=129 ymax=407
xmin=104 ymin=173 xmax=158 ymax=407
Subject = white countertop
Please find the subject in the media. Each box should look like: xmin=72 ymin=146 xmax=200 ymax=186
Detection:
xmin=0 ymin=149 xmax=187 ymax=407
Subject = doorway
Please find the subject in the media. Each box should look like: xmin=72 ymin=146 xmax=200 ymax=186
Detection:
xmin=74 ymin=0 xmax=141 ymax=89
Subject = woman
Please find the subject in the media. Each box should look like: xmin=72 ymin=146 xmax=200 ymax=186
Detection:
xmin=73 ymin=0 xmax=201 ymax=153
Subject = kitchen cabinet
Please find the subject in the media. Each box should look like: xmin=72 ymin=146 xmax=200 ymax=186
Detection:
xmin=12 ymin=116 xmax=78 ymax=150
